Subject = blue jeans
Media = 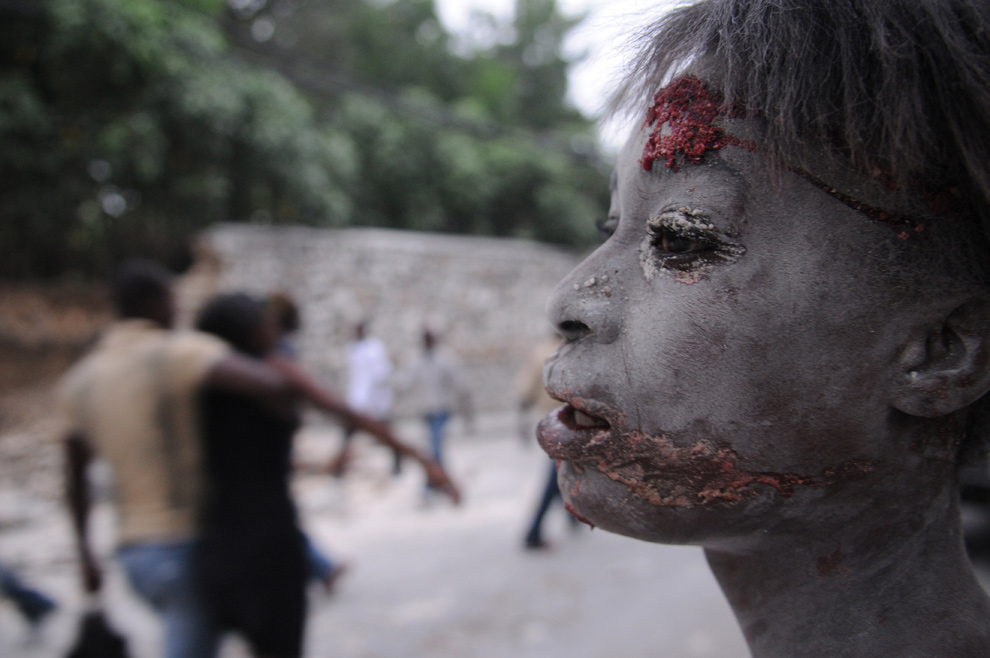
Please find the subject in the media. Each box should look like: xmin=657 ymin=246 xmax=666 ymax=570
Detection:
xmin=118 ymin=541 xmax=220 ymax=658
xmin=305 ymin=534 xmax=335 ymax=582
xmin=0 ymin=561 xmax=56 ymax=624
xmin=425 ymin=411 xmax=451 ymax=466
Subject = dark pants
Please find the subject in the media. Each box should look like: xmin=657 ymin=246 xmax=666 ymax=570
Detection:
xmin=525 ymin=461 xmax=564 ymax=547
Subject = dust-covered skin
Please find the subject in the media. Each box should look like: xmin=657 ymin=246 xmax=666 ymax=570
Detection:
xmin=537 ymin=122 xmax=947 ymax=548
xmin=536 ymin=115 xmax=990 ymax=656
xmin=540 ymin=401 xmax=876 ymax=508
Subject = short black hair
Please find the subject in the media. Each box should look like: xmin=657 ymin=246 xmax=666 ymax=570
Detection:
xmin=111 ymin=260 xmax=172 ymax=319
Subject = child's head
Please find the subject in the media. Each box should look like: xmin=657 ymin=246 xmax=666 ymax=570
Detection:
xmin=538 ymin=0 xmax=990 ymax=547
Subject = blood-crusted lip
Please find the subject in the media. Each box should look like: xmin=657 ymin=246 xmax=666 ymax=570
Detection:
xmin=544 ymin=387 xmax=614 ymax=425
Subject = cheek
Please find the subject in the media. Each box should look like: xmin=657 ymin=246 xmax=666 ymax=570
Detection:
xmin=618 ymin=295 xmax=750 ymax=433
xmin=619 ymin=269 xmax=893 ymax=466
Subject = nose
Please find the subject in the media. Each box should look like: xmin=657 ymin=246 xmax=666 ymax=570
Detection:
xmin=546 ymin=253 xmax=621 ymax=344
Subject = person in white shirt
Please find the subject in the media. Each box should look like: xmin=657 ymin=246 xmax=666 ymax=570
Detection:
xmin=329 ymin=321 xmax=398 ymax=476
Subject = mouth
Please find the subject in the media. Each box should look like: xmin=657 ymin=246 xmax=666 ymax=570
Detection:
xmin=560 ymin=404 xmax=611 ymax=431
xmin=537 ymin=400 xmax=613 ymax=461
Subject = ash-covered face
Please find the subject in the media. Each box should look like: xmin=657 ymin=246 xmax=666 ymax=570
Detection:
xmin=537 ymin=118 xmax=932 ymax=548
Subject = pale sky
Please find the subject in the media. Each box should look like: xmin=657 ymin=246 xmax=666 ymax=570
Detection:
xmin=434 ymin=0 xmax=687 ymax=151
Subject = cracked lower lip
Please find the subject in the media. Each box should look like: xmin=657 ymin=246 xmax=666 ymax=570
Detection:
xmin=537 ymin=403 xmax=611 ymax=460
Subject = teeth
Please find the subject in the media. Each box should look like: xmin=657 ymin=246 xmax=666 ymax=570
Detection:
xmin=574 ymin=410 xmax=603 ymax=428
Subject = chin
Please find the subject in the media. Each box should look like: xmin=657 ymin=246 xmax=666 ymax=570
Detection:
xmin=556 ymin=462 xmax=724 ymax=546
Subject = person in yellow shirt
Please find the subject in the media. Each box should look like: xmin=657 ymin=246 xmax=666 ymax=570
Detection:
xmin=60 ymin=261 xmax=292 ymax=658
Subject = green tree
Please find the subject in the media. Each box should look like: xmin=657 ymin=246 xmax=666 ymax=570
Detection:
xmin=0 ymin=0 xmax=353 ymax=277
xmin=0 ymin=0 xmax=609 ymax=279
xmin=467 ymin=0 xmax=587 ymax=130
xmin=228 ymin=0 xmax=609 ymax=244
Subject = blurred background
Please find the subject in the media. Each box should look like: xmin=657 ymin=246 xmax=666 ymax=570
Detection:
xmin=0 ymin=0 xmax=646 ymax=279
xmin=0 ymin=0 xmax=740 ymax=656
xmin=5 ymin=1 xmax=990 ymax=657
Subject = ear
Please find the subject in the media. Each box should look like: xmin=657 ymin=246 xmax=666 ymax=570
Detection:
xmin=892 ymin=300 xmax=990 ymax=417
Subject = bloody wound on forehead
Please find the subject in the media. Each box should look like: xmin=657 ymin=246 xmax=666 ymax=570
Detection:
xmin=640 ymin=75 xmax=947 ymax=239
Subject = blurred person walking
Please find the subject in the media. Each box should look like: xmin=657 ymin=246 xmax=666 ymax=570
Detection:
xmin=194 ymin=293 xmax=459 ymax=657
xmin=60 ymin=261 xmax=292 ymax=658
xmin=268 ymin=292 xmax=304 ymax=361
xmin=328 ymin=321 xmax=398 ymax=477
xmin=194 ymin=294 xmax=310 ymax=658
xmin=264 ymin=316 xmax=452 ymax=493
xmin=397 ymin=329 xmax=472 ymax=494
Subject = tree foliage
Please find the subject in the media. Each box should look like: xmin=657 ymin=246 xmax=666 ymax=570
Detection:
xmin=0 ymin=0 xmax=609 ymax=279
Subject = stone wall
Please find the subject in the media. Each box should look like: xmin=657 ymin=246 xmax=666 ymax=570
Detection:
xmin=180 ymin=225 xmax=582 ymax=414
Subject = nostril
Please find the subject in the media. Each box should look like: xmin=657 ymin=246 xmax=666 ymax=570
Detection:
xmin=558 ymin=320 xmax=591 ymax=341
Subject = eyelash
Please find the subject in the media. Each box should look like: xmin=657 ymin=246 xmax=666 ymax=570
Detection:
xmin=644 ymin=206 xmax=747 ymax=272
xmin=598 ymin=210 xmax=742 ymax=273
xmin=646 ymin=223 xmax=717 ymax=267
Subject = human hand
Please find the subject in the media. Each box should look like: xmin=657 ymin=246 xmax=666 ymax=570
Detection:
xmin=423 ymin=460 xmax=461 ymax=505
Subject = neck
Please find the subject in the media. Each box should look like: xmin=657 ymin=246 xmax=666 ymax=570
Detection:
xmin=705 ymin=486 xmax=990 ymax=657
